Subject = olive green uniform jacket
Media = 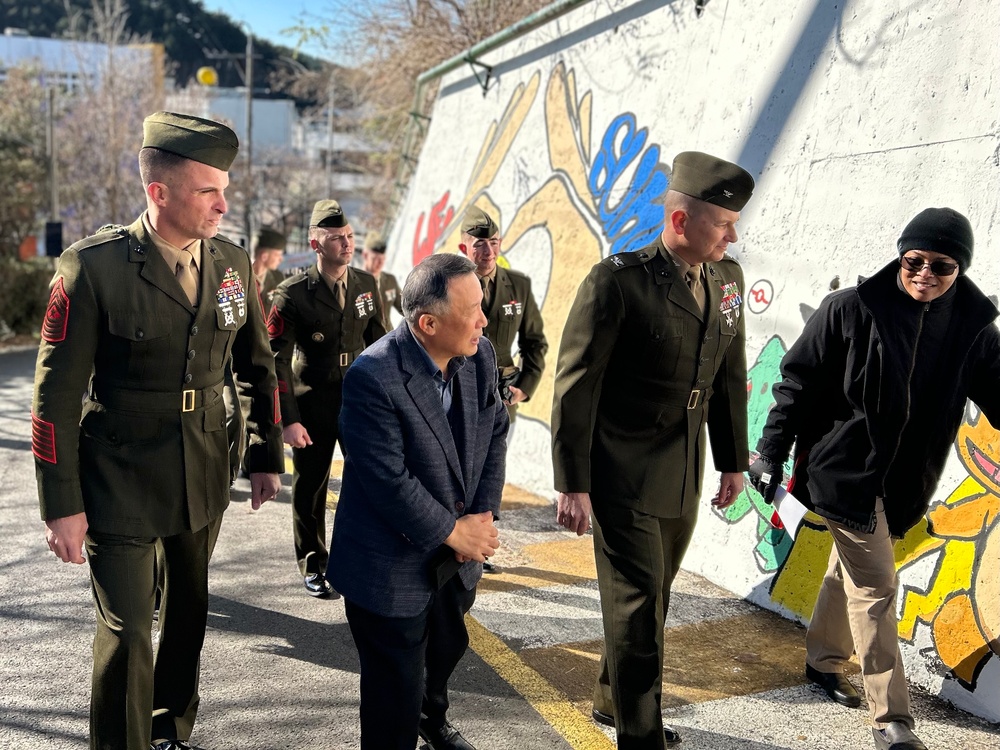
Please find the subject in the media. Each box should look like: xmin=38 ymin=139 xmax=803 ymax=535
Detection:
xmin=483 ymin=266 xmax=547 ymax=399
xmin=552 ymin=238 xmax=749 ymax=517
xmin=377 ymin=271 xmax=404 ymax=331
xmin=268 ymin=265 xmax=386 ymax=423
xmin=32 ymin=218 xmax=285 ymax=536
xmin=257 ymin=268 xmax=285 ymax=311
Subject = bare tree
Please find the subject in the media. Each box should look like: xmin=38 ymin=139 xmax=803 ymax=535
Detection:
xmin=0 ymin=67 xmax=49 ymax=260
xmin=57 ymin=0 xmax=161 ymax=241
xmin=289 ymin=0 xmax=553 ymax=229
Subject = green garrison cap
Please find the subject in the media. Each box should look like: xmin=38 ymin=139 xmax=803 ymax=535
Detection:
xmin=141 ymin=111 xmax=239 ymax=171
xmin=364 ymin=231 xmax=387 ymax=253
xmin=255 ymin=227 xmax=287 ymax=251
xmin=310 ymin=199 xmax=348 ymax=228
xmin=669 ymin=151 xmax=754 ymax=212
xmin=461 ymin=206 xmax=499 ymax=239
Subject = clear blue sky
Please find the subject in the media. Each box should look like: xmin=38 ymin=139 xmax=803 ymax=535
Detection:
xmin=199 ymin=0 xmax=337 ymax=62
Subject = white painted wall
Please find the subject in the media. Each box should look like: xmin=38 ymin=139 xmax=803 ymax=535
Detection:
xmin=386 ymin=0 xmax=1000 ymax=722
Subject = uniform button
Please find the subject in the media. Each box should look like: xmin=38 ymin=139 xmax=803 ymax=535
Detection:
xmin=190 ymin=326 xmax=199 ymax=336
xmin=136 ymin=329 xmax=144 ymax=339
xmin=188 ymin=350 xmax=196 ymax=360
xmin=184 ymin=373 xmax=193 ymax=384
xmin=659 ymin=270 xmax=668 ymax=277
xmin=703 ymin=335 xmax=711 ymax=342
xmin=700 ymin=357 xmax=707 ymax=364
xmin=455 ymin=501 xmax=465 ymax=512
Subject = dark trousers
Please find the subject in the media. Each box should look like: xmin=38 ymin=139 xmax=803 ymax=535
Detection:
xmin=291 ymin=386 xmax=343 ymax=576
xmin=86 ymin=516 xmax=222 ymax=750
xmin=344 ymin=576 xmax=477 ymax=750
xmin=591 ymin=503 xmax=698 ymax=750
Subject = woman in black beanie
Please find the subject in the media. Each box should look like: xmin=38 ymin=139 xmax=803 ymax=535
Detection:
xmin=749 ymin=207 xmax=1000 ymax=750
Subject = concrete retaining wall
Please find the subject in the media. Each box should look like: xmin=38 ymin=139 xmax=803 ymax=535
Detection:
xmin=384 ymin=0 xmax=1000 ymax=721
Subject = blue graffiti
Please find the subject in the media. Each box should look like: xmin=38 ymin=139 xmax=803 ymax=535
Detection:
xmin=588 ymin=113 xmax=669 ymax=256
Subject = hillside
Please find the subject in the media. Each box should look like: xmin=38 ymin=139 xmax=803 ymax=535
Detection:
xmin=0 ymin=0 xmax=329 ymax=101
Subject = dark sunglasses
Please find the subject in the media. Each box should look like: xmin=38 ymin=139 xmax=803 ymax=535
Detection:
xmin=899 ymin=255 xmax=958 ymax=276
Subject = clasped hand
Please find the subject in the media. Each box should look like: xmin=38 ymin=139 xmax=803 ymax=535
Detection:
xmin=444 ymin=511 xmax=499 ymax=563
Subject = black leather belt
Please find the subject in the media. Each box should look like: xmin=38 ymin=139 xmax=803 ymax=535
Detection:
xmin=91 ymin=381 xmax=224 ymax=413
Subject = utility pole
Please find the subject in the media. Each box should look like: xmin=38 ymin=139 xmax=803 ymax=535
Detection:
xmin=326 ymin=73 xmax=335 ymax=197
xmin=46 ymin=87 xmax=58 ymax=218
xmin=244 ymin=29 xmax=254 ymax=247
xmin=45 ymin=86 xmax=62 ymax=257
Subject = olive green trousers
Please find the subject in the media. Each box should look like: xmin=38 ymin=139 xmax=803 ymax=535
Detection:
xmin=86 ymin=515 xmax=222 ymax=750
xmin=591 ymin=502 xmax=698 ymax=750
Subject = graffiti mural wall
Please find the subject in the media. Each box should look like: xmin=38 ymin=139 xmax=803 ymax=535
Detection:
xmin=384 ymin=0 xmax=1000 ymax=722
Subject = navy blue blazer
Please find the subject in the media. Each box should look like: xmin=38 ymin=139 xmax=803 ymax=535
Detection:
xmin=327 ymin=321 xmax=509 ymax=617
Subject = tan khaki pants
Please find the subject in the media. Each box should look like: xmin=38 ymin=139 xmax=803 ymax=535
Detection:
xmin=805 ymin=498 xmax=913 ymax=729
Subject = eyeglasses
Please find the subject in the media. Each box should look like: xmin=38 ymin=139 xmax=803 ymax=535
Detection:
xmin=899 ymin=255 xmax=958 ymax=276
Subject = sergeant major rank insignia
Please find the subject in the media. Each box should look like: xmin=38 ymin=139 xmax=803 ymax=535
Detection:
xmin=217 ymin=268 xmax=247 ymax=326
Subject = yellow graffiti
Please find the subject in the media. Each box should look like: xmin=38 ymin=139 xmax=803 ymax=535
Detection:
xmin=769 ymin=522 xmax=831 ymax=619
xmin=432 ymin=63 xmax=607 ymax=423
xmin=894 ymin=410 xmax=1000 ymax=687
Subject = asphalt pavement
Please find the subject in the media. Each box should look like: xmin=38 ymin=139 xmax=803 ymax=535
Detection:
xmin=1 ymin=344 xmax=998 ymax=749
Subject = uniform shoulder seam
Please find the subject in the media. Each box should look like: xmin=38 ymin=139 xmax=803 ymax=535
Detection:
xmin=600 ymin=249 xmax=655 ymax=272
xmin=71 ymin=227 xmax=128 ymax=253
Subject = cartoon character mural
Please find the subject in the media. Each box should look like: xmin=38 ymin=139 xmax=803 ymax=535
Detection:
xmin=895 ymin=407 xmax=1000 ymax=689
xmin=402 ymin=58 xmax=999 ymax=709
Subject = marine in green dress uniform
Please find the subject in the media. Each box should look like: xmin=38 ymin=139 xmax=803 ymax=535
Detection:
xmin=231 ymin=226 xmax=289 ymax=477
xmin=551 ymin=151 xmax=755 ymax=750
xmin=458 ymin=206 xmax=547 ymax=420
xmin=361 ymin=231 xmax=404 ymax=330
xmin=252 ymin=226 xmax=287 ymax=309
xmin=33 ymin=112 xmax=284 ymax=750
xmin=268 ymin=200 xmax=386 ymax=597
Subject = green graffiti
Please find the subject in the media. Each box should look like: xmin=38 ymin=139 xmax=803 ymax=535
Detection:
xmin=717 ymin=335 xmax=794 ymax=572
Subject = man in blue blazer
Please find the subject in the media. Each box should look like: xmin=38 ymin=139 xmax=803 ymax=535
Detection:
xmin=328 ymin=253 xmax=508 ymax=750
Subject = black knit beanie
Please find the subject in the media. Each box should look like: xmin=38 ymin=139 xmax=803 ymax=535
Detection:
xmin=897 ymin=207 xmax=974 ymax=274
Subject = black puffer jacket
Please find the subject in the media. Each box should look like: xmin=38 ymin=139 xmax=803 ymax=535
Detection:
xmin=757 ymin=260 xmax=1000 ymax=536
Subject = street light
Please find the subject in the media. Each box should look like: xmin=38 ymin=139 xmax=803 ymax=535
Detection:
xmin=176 ymin=11 xmax=255 ymax=247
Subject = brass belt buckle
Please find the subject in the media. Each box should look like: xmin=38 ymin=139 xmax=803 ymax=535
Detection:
xmin=182 ymin=389 xmax=196 ymax=412
xmin=687 ymin=389 xmax=701 ymax=410
xmin=339 ymin=352 xmax=350 ymax=367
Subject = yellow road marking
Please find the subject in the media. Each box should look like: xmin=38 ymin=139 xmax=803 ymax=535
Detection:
xmin=501 ymin=484 xmax=552 ymax=510
xmin=466 ymin=616 xmax=614 ymax=749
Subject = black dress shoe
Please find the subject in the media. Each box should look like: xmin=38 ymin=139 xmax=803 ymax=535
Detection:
xmin=151 ymin=741 xmax=205 ymax=750
xmin=872 ymin=721 xmax=927 ymax=750
xmin=806 ymin=664 xmax=861 ymax=708
xmin=418 ymin=718 xmax=477 ymax=750
xmin=591 ymin=708 xmax=681 ymax=745
xmin=304 ymin=573 xmax=335 ymax=598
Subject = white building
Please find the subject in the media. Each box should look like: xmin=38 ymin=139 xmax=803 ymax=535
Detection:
xmin=165 ymin=86 xmax=296 ymax=151
xmin=0 ymin=29 xmax=162 ymax=92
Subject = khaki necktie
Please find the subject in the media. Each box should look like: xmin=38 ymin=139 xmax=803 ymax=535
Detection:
xmin=686 ymin=266 xmax=705 ymax=314
xmin=176 ymin=249 xmax=199 ymax=306
xmin=335 ymin=279 xmax=346 ymax=311
xmin=480 ymin=276 xmax=490 ymax=314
